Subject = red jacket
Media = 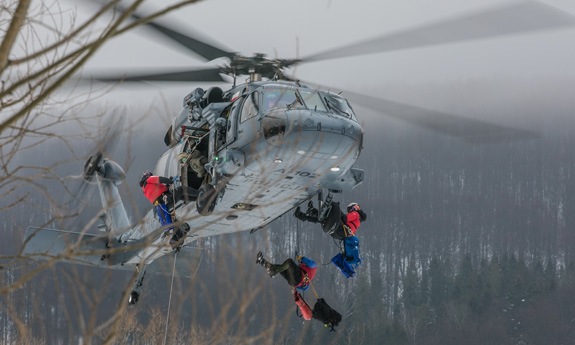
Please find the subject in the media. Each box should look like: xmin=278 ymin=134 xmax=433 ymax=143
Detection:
xmin=142 ymin=176 xmax=170 ymax=204
xmin=343 ymin=210 xmax=361 ymax=235
xmin=297 ymin=257 xmax=317 ymax=291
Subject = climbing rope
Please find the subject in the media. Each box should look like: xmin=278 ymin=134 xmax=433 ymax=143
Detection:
xmin=162 ymin=252 xmax=178 ymax=345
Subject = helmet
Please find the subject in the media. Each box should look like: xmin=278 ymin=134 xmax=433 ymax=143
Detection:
xmin=139 ymin=171 xmax=152 ymax=187
xmin=347 ymin=202 xmax=360 ymax=212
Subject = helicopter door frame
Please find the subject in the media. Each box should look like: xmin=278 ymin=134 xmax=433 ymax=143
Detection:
xmin=226 ymin=98 xmax=242 ymax=145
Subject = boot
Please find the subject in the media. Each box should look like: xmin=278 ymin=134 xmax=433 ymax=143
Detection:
xmin=256 ymin=251 xmax=267 ymax=266
xmin=169 ymin=223 xmax=190 ymax=246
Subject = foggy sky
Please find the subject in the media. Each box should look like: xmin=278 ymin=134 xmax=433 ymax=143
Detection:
xmin=74 ymin=0 xmax=575 ymax=92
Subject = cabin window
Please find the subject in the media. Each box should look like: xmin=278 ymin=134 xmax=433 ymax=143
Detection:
xmin=240 ymin=92 xmax=259 ymax=123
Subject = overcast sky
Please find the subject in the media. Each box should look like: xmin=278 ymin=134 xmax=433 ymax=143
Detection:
xmin=61 ymin=0 xmax=575 ymax=126
xmin=76 ymin=0 xmax=575 ymax=79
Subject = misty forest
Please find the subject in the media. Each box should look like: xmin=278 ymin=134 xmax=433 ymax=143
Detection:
xmin=2 ymin=79 xmax=574 ymax=345
xmin=2 ymin=1 xmax=575 ymax=345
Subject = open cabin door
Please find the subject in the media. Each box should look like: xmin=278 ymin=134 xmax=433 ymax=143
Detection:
xmin=179 ymin=134 xmax=209 ymax=191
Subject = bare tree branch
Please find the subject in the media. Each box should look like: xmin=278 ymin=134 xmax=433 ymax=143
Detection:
xmin=0 ymin=0 xmax=31 ymax=74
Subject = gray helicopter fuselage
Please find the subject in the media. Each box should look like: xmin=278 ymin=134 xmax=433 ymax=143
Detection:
xmin=121 ymin=81 xmax=364 ymax=263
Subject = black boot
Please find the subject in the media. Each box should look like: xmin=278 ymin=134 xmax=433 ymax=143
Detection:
xmin=169 ymin=223 xmax=190 ymax=246
xmin=256 ymin=252 xmax=279 ymax=277
xmin=256 ymin=251 xmax=267 ymax=266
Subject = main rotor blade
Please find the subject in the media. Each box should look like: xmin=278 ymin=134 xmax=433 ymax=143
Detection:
xmin=113 ymin=4 xmax=234 ymax=61
xmin=302 ymin=1 xmax=575 ymax=62
xmin=343 ymin=89 xmax=538 ymax=144
xmin=88 ymin=67 xmax=225 ymax=83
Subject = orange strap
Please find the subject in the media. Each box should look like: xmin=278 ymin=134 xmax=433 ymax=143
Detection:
xmin=343 ymin=224 xmax=352 ymax=237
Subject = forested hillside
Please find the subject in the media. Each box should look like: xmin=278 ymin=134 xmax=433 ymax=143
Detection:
xmin=1 ymin=80 xmax=574 ymax=344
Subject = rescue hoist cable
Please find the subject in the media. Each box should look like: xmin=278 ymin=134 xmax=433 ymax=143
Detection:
xmin=309 ymin=280 xmax=319 ymax=300
xmin=170 ymin=176 xmax=179 ymax=223
xmin=295 ymin=216 xmax=300 ymax=259
xmin=295 ymin=215 xmax=304 ymax=302
xmin=163 ymin=251 xmax=178 ymax=345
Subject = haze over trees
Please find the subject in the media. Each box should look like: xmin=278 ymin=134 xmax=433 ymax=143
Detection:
xmin=1 ymin=78 xmax=573 ymax=344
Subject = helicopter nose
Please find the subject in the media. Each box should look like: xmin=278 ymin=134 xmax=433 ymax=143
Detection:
xmin=262 ymin=111 xmax=287 ymax=146
xmin=260 ymin=109 xmax=363 ymax=165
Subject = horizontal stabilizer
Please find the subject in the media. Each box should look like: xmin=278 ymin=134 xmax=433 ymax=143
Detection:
xmin=22 ymin=227 xmax=204 ymax=278
xmin=22 ymin=227 xmax=109 ymax=267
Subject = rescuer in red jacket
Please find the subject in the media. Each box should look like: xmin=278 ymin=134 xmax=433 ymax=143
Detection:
xmin=139 ymin=171 xmax=193 ymax=246
xmin=294 ymin=201 xmax=367 ymax=239
xmin=256 ymin=252 xmax=317 ymax=291
xmin=341 ymin=202 xmax=363 ymax=236
xmin=140 ymin=172 xmax=171 ymax=205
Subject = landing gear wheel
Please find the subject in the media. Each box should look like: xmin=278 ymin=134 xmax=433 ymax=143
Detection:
xmin=196 ymin=184 xmax=217 ymax=216
xmin=128 ymin=291 xmax=139 ymax=306
xmin=321 ymin=201 xmax=341 ymax=235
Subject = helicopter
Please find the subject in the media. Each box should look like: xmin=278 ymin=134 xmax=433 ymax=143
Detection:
xmin=21 ymin=1 xmax=575 ymax=305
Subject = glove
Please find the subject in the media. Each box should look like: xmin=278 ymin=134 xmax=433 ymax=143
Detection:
xmin=294 ymin=207 xmax=307 ymax=221
xmin=297 ymin=255 xmax=303 ymax=262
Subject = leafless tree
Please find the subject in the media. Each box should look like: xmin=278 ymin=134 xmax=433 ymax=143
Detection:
xmin=0 ymin=2 xmax=227 ymax=344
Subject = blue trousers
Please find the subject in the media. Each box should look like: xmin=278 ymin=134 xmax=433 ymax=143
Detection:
xmin=155 ymin=203 xmax=173 ymax=231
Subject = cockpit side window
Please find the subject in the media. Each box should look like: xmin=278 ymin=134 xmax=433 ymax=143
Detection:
xmin=322 ymin=93 xmax=356 ymax=120
xmin=240 ymin=92 xmax=259 ymax=123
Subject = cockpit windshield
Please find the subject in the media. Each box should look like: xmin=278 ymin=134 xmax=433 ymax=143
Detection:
xmin=299 ymin=89 xmax=327 ymax=112
xmin=262 ymin=86 xmax=357 ymax=121
xmin=263 ymin=88 xmax=303 ymax=111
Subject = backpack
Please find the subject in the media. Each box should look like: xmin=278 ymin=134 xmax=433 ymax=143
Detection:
xmin=331 ymin=253 xmax=356 ymax=278
xmin=312 ymin=298 xmax=342 ymax=332
xmin=343 ymin=235 xmax=361 ymax=267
